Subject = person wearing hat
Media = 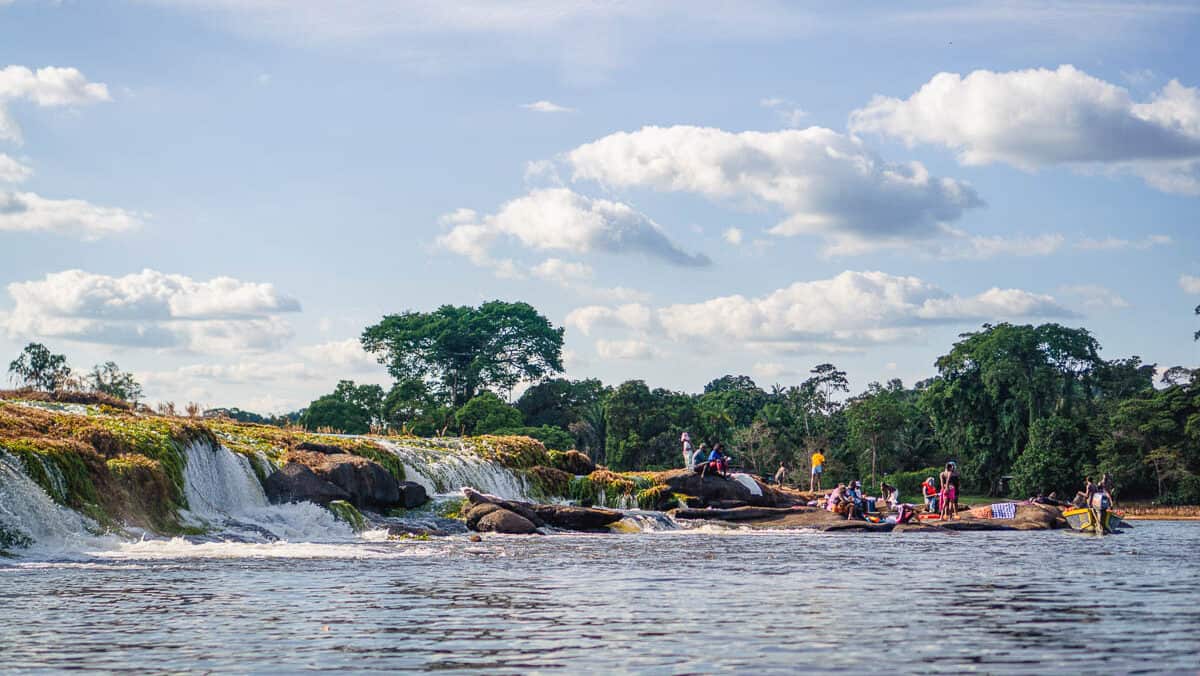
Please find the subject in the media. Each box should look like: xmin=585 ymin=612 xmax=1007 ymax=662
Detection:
xmin=920 ymin=476 xmax=939 ymax=513
xmin=680 ymin=432 xmax=694 ymax=469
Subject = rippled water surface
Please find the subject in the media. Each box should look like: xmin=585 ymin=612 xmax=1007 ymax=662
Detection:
xmin=3 ymin=522 xmax=1199 ymax=674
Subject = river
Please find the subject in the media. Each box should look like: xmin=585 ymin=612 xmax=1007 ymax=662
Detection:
xmin=2 ymin=522 xmax=1198 ymax=673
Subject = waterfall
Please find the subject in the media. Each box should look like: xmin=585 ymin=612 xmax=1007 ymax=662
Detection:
xmin=375 ymin=438 xmax=532 ymax=500
xmin=180 ymin=442 xmax=351 ymax=542
xmin=0 ymin=449 xmax=108 ymax=555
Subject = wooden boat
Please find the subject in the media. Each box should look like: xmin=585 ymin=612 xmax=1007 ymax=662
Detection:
xmin=1063 ymin=506 xmax=1130 ymax=533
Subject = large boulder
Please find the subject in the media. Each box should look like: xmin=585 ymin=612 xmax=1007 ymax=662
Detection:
xmin=475 ymin=508 xmax=538 ymax=535
xmin=659 ymin=470 xmax=790 ymax=507
xmin=286 ymin=450 xmax=401 ymax=510
xmin=530 ymin=504 xmax=623 ymax=531
xmin=264 ymin=462 xmax=351 ymax=505
xmin=397 ymin=481 xmax=428 ymax=509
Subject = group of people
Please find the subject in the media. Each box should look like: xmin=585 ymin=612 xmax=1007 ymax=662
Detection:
xmin=824 ymin=480 xmax=911 ymax=522
xmin=681 ymin=432 xmax=731 ymax=479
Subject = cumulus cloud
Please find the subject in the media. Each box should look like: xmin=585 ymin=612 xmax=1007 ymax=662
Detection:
xmin=723 ymin=227 xmax=744 ymax=245
xmin=565 ymin=125 xmax=982 ymax=252
xmin=849 ymin=65 xmax=1200 ymax=194
xmin=1180 ymin=274 xmax=1200 ymax=294
xmin=437 ymin=187 xmax=711 ymax=269
xmin=0 ymin=191 xmax=143 ymax=238
xmin=531 ymin=257 xmax=593 ymax=284
xmin=572 ymin=270 xmax=1074 ymax=356
xmin=0 ymin=154 xmax=31 ymax=183
xmin=4 ymin=269 xmax=301 ymax=352
xmin=297 ymin=338 xmax=379 ymax=370
xmin=0 ymin=66 xmax=111 ymax=143
xmin=522 ymin=100 xmax=574 ymax=113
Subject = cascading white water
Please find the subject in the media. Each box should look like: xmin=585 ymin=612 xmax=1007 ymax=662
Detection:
xmin=180 ymin=441 xmax=351 ymax=542
xmin=0 ymin=449 xmax=109 ymax=555
xmin=375 ymin=438 xmax=532 ymax=500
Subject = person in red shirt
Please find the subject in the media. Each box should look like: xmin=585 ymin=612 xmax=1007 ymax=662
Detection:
xmin=921 ymin=476 xmax=939 ymax=513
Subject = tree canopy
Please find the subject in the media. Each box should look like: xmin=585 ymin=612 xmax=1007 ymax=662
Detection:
xmin=8 ymin=343 xmax=71 ymax=392
xmin=361 ymin=301 xmax=564 ymax=406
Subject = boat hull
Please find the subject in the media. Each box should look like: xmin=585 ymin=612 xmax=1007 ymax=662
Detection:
xmin=1064 ymin=507 xmax=1128 ymax=533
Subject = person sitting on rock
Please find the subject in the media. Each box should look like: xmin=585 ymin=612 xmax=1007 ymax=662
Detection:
xmin=921 ymin=476 xmax=939 ymax=513
xmin=702 ymin=443 xmax=730 ymax=479
xmin=826 ymin=483 xmax=855 ymax=518
xmin=690 ymin=443 xmax=709 ymax=472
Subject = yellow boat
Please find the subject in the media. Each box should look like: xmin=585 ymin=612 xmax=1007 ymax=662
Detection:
xmin=1063 ymin=506 xmax=1130 ymax=533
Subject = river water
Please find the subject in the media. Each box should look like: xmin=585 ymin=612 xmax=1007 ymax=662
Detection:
xmin=2 ymin=522 xmax=1198 ymax=674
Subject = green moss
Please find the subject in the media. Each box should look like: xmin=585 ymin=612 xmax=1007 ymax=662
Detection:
xmin=327 ymin=500 xmax=366 ymax=532
xmin=526 ymin=465 xmax=572 ymax=499
xmin=469 ymin=435 xmax=552 ymax=469
xmin=636 ymin=484 xmax=674 ymax=510
xmin=6 ymin=438 xmax=107 ymax=523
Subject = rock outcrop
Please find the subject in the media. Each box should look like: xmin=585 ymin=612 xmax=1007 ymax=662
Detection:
xmin=658 ymin=470 xmax=793 ymax=508
xmin=264 ymin=462 xmax=351 ymax=505
xmin=270 ymin=450 xmax=403 ymax=510
xmin=462 ymin=487 xmax=623 ymax=534
xmin=552 ymin=450 xmax=596 ymax=475
xmin=397 ymin=481 xmax=428 ymax=509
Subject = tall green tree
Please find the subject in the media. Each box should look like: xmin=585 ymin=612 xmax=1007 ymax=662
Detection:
xmin=7 ymin=343 xmax=71 ymax=392
xmin=845 ymin=381 xmax=907 ymax=484
xmin=299 ymin=379 xmax=386 ymax=434
xmin=361 ymin=301 xmax=563 ymax=406
xmin=455 ymin=391 xmax=523 ymax=435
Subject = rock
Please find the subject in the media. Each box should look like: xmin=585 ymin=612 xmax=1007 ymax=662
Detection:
xmin=263 ymin=462 xmax=351 ymax=505
xmin=475 ymin=508 xmax=538 ymax=534
xmin=530 ymin=504 xmax=623 ymax=531
xmin=286 ymin=450 xmax=401 ymax=509
xmin=386 ymin=524 xmax=449 ymax=538
xmin=464 ymin=502 xmax=505 ymax=530
xmin=468 ymin=534 xmax=482 ymax=542
xmin=674 ymin=506 xmax=797 ymax=521
xmin=295 ymin=441 xmax=346 ymax=455
xmin=553 ymin=450 xmax=596 ymax=475
xmin=397 ymin=481 xmax=428 ymax=509
xmin=658 ymin=470 xmax=792 ymax=507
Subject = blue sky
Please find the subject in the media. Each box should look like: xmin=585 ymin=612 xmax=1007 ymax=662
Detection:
xmin=1 ymin=1 xmax=1198 ymax=412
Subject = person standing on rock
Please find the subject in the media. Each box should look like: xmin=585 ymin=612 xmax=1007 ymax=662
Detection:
xmin=774 ymin=462 xmax=787 ymax=486
xmin=809 ymin=449 xmax=825 ymax=492
xmin=939 ymin=462 xmax=958 ymax=520
xmin=681 ymin=432 xmax=694 ymax=469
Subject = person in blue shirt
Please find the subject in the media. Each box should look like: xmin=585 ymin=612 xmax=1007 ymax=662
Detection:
xmin=702 ymin=443 xmax=730 ymax=478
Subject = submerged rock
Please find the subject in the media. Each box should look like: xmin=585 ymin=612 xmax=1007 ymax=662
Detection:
xmin=397 ymin=481 xmax=428 ymax=509
xmin=475 ymin=508 xmax=538 ymax=535
xmin=529 ymin=504 xmax=624 ymax=531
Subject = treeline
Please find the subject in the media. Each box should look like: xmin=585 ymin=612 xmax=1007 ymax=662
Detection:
xmin=291 ymin=302 xmax=1199 ymax=504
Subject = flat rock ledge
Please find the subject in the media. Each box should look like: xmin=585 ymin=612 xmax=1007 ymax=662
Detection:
xmin=672 ymin=503 xmax=1065 ymax=533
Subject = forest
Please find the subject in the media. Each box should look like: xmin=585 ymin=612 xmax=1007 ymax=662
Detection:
xmin=8 ymin=300 xmax=1200 ymax=503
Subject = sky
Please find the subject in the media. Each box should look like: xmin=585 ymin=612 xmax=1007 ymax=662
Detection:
xmin=1 ymin=0 xmax=1199 ymax=413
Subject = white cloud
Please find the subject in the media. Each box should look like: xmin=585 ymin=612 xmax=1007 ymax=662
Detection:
xmin=437 ymin=187 xmax=711 ymax=270
xmin=521 ymin=100 xmax=574 ymax=113
xmin=531 ymin=257 xmax=593 ymax=284
xmin=850 ymin=65 xmax=1200 ymax=194
xmin=1180 ymin=274 xmax=1200 ymax=294
xmin=565 ymin=303 xmax=654 ymax=336
xmin=595 ymin=338 xmax=662 ymax=360
xmin=566 ymin=125 xmax=982 ymax=252
xmin=4 ymin=269 xmax=301 ymax=352
xmin=1058 ymin=284 xmax=1130 ymax=310
xmin=0 ymin=154 xmax=31 ymax=183
xmin=0 ymin=66 xmax=111 ymax=144
xmin=574 ymin=270 xmax=1073 ymax=356
xmin=0 ymin=191 xmax=143 ymax=238
xmin=1075 ymin=234 xmax=1172 ymax=250
xmin=921 ymin=230 xmax=1066 ymax=260
xmin=723 ymin=227 xmax=744 ymax=245
xmin=752 ymin=361 xmax=795 ymax=380
xmin=298 ymin=338 xmax=379 ymax=370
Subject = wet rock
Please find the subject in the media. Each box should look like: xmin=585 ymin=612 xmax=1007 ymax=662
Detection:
xmin=468 ymin=534 xmax=482 ymax=542
xmin=264 ymin=462 xmax=350 ymax=505
xmin=386 ymin=524 xmax=449 ymax=538
xmin=529 ymin=504 xmax=623 ymax=531
xmin=397 ymin=481 xmax=428 ymax=509
xmin=475 ymin=508 xmax=538 ymax=534
xmin=658 ymin=470 xmax=792 ymax=507
xmin=287 ymin=450 xmax=401 ymax=510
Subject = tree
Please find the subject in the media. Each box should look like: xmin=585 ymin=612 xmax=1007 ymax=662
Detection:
xmin=454 ymin=391 xmax=523 ymax=435
xmin=299 ymin=397 xmax=370 ymax=434
xmin=603 ymin=380 xmax=698 ymax=470
xmin=361 ymin=301 xmax=564 ymax=406
xmin=845 ymin=381 xmax=906 ymax=485
xmin=87 ymin=361 xmax=143 ymax=402
xmin=7 ymin=343 xmax=71 ymax=392
xmin=515 ymin=378 xmax=607 ymax=429
xmin=299 ymin=380 xmax=386 ymax=434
